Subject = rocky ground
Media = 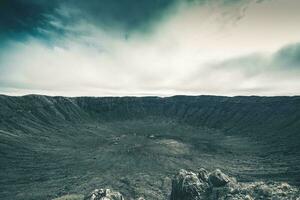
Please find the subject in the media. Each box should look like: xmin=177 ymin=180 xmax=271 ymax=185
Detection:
xmin=170 ymin=168 xmax=300 ymax=200
xmin=55 ymin=168 xmax=300 ymax=200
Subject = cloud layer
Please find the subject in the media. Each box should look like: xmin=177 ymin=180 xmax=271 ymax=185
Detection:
xmin=0 ymin=0 xmax=300 ymax=96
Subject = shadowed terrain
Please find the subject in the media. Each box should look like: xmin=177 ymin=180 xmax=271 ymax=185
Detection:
xmin=0 ymin=95 xmax=299 ymax=199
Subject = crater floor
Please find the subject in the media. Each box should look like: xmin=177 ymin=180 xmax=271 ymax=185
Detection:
xmin=0 ymin=95 xmax=299 ymax=199
xmin=0 ymin=117 xmax=298 ymax=199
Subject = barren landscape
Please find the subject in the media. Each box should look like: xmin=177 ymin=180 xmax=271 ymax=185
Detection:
xmin=0 ymin=95 xmax=299 ymax=199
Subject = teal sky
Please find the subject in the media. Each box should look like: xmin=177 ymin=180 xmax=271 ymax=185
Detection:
xmin=0 ymin=0 xmax=300 ymax=96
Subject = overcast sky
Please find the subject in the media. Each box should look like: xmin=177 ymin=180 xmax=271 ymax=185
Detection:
xmin=0 ymin=0 xmax=300 ymax=96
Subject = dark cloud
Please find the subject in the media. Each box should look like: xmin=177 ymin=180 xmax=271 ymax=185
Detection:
xmin=0 ymin=0 xmax=266 ymax=43
xmin=0 ymin=0 xmax=60 ymax=42
xmin=273 ymin=43 xmax=300 ymax=69
xmin=0 ymin=0 xmax=178 ymax=42
xmin=210 ymin=42 xmax=300 ymax=77
xmin=59 ymin=0 xmax=177 ymax=33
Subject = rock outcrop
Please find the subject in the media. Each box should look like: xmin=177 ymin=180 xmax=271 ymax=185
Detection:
xmin=54 ymin=169 xmax=300 ymax=200
xmin=84 ymin=189 xmax=124 ymax=200
xmin=170 ymin=168 xmax=300 ymax=200
xmin=170 ymin=169 xmax=209 ymax=200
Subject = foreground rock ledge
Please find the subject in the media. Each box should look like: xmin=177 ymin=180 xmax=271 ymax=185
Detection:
xmin=171 ymin=168 xmax=300 ymax=200
xmin=55 ymin=168 xmax=300 ymax=200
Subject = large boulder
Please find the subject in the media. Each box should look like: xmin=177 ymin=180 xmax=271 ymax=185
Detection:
xmin=197 ymin=168 xmax=208 ymax=182
xmin=85 ymin=189 xmax=124 ymax=200
xmin=170 ymin=169 xmax=209 ymax=200
xmin=208 ymin=169 xmax=232 ymax=187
